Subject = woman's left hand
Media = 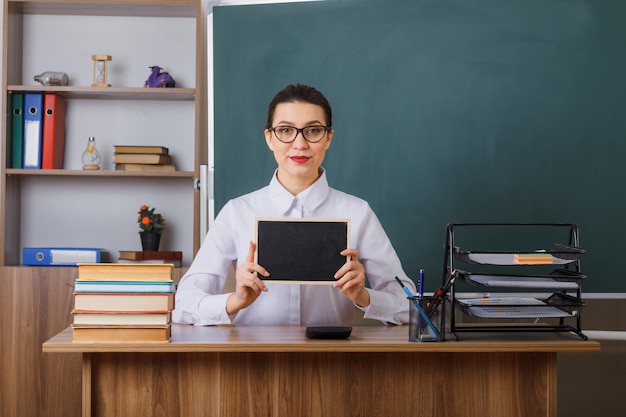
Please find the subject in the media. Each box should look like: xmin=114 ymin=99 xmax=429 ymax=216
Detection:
xmin=333 ymin=248 xmax=370 ymax=307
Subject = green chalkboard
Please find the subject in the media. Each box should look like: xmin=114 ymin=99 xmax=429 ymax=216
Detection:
xmin=213 ymin=0 xmax=626 ymax=293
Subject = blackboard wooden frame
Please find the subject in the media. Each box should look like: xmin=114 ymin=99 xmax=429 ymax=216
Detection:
xmin=255 ymin=218 xmax=350 ymax=284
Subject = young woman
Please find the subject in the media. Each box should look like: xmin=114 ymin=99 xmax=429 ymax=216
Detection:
xmin=173 ymin=84 xmax=415 ymax=326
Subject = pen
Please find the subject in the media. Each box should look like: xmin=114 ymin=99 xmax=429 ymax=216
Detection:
xmin=426 ymin=272 xmax=456 ymax=315
xmin=418 ymin=269 xmax=424 ymax=297
xmin=395 ymin=276 xmax=441 ymax=340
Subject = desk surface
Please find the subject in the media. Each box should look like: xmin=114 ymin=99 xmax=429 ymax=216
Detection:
xmin=43 ymin=324 xmax=600 ymax=353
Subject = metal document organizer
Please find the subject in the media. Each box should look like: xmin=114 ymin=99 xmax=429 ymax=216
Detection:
xmin=441 ymin=223 xmax=587 ymax=340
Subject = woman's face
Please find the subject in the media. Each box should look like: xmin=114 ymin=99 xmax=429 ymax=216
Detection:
xmin=264 ymin=101 xmax=333 ymax=191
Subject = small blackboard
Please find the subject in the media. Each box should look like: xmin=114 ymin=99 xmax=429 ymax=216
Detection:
xmin=255 ymin=218 xmax=350 ymax=284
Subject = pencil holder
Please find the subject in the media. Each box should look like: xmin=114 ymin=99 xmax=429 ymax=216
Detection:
xmin=408 ymin=296 xmax=442 ymax=342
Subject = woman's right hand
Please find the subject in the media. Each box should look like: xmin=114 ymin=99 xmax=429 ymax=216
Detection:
xmin=226 ymin=241 xmax=269 ymax=315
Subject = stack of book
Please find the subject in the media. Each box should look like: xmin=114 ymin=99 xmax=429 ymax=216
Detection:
xmin=113 ymin=145 xmax=175 ymax=171
xmin=118 ymin=250 xmax=183 ymax=267
xmin=72 ymin=263 xmax=176 ymax=342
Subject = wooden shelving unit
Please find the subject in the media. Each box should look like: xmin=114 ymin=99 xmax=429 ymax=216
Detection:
xmin=0 ymin=5 xmax=206 ymax=414
xmin=1 ymin=0 xmax=207 ymax=266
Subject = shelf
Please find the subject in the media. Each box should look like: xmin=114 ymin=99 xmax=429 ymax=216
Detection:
xmin=456 ymin=268 xmax=586 ymax=290
xmin=1 ymin=0 xmax=206 ymax=267
xmin=453 ymin=244 xmax=584 ymax=266
xmin=7 ymin=86 xmax=195 ymax=101
xmin=8 ymin=0 xmax=197 ymax=18
xmin=5 ymin=169 xmax=195 ymax=178
xmin=456 ymin=293 xmax=585 ymax=319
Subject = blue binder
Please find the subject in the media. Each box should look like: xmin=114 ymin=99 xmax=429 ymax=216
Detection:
xmin=23 ymin=247 xmax=102 ymax=266
xmin=22 ymin=93 xmax=44 ymax=169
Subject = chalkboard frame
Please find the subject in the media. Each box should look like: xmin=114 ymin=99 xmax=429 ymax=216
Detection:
xmin=255 ymin=218 xmax=350 ymax=284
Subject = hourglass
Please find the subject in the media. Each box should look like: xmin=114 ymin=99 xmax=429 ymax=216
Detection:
xmin=92 ymin=54 xmax=111 ymax=87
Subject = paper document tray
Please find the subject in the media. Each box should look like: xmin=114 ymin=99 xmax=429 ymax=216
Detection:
xmin=456 ymin=293 xmax=585 ymax=319
xmin=454 ymin=244 xmax=584 ymax=266
xmin=456 ymin=268 xmax=586 ymax=290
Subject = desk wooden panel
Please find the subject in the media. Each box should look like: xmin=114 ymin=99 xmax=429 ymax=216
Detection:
xmin=43 ymin=325 xmax=599 ymax=417
xmin=0 ymin=266 xmax=188 ymax=417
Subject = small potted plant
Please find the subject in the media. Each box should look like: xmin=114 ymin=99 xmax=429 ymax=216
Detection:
xmin=137 ymin=205 xmax=165 ymax=251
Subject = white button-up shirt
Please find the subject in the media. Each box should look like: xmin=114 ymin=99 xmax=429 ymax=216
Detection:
xmin=173 ymin=169 xmax=415 ymax=326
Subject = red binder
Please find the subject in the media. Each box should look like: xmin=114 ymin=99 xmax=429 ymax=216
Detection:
xmin=41 ymin=94 xmax=67 ymax=169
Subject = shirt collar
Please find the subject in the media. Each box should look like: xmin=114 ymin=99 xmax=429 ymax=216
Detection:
xmin=268 ymin=168 xmax=330 ymax=216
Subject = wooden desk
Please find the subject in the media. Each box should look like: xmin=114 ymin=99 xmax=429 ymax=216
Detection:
xmin=43 ymin=324 xmax=599 ymax=417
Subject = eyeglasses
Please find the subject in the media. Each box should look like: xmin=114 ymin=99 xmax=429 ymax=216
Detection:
xmin=269 ymin=125 xmax=332 ymax=143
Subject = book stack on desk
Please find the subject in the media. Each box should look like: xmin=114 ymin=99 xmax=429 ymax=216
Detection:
xmin=113 ymin=145 xmax=176 ymax=171
xmin=117 ymin=250 xmax=183 ymax=267
xmin=71 ymin=263 xmax=175 ymax=342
